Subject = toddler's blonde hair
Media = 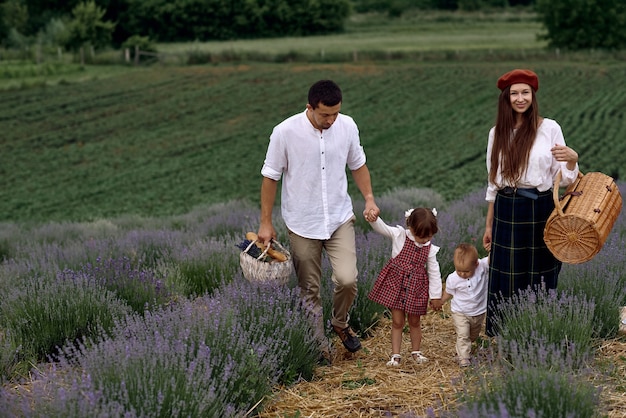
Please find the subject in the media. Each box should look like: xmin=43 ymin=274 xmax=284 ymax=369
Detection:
xmin=453 ymin=243 xmax=479 ymax=267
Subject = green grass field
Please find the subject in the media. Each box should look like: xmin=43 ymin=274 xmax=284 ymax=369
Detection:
xmin=161 ymin=10 xmax=547 ymax=56
xmin=1 ymin=12 xmax=625 ymax=223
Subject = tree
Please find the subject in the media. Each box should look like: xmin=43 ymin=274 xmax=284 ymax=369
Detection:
xmin=536 ymin=0 xmax=626 ymax=50
xmin=120 ymin=0 xmax=351 ymax=42
xmin=1 ymin=0 xmax=30 ymax=42
xmin=38 ymin=18 xmax=69 ymax=49
xmin=65 ymin=1 xmax=115 ymax=52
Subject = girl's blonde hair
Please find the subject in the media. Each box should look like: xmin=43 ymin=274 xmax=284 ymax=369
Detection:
xmin=406 ymin=207 xmax=438 ymax=238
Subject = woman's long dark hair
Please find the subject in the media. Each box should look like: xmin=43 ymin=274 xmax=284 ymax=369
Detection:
xmin=489 ymin=86 xmax=540 ymax=187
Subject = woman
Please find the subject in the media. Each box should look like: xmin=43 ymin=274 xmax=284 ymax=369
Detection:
xmin=482 ymin=69 xmax=579 ymax=336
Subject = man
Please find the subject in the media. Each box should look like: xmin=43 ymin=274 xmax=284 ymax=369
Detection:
xmin=257 ymin=79 xmax=380 ymax=354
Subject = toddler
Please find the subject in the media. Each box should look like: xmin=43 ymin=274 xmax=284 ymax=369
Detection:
xmin=433 ymin=243 xmax=488 ymax=367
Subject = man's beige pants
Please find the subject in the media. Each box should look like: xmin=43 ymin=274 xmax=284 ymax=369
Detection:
xmin=289 ymin=216 xmax=358 ymax=343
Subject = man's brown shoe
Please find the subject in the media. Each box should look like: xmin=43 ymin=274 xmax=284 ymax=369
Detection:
xmin=333 ymin=326 xmax=361 ymax=352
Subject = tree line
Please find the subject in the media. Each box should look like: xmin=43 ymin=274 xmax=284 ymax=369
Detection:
xmin=0 ymin=0 xmax=625 ymax=57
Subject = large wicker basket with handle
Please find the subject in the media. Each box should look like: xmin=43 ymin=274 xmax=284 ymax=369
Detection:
xmin=544 ymin=171 xmax=622 ymax=264
xmin=239 ymin=238 xmax=294 ymax=284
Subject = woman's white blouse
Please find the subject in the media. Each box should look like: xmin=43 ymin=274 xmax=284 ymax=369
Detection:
xmin=485 ymin=118 xmax=579 ymax=202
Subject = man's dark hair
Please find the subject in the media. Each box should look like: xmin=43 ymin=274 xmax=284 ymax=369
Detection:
xmin=308 ymin=80 xmax=342 ymax=109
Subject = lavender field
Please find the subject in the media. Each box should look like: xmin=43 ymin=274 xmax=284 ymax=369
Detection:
xmin=0 ymin=185 xmax=625 ymax=417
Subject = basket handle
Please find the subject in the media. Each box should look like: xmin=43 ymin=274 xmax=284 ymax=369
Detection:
xmin=269 ymin=238 xmax=289 ymax=254
xmin=552 ymin=170 xmax=584 ymax=217
xmin=244 ymin=239 xmax=271 ymax=260
xmin=244 ymin=238 xmax=287 ymax=261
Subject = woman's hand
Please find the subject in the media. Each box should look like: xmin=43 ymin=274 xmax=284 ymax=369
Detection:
xmin=551 ymin=144 xmax=578 ymax=170
xmin=483 ymin=202 xmax=494 ymax=252
xmin=482 ymin=229 xmax=492 ymax=252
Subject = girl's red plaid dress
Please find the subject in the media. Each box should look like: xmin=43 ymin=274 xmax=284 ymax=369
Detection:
xmin=368 ymin=238 xmax=430 ymax=316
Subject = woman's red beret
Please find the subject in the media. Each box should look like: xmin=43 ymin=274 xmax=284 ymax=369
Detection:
xmin=497 ymin=69 xmax=539 ymax=92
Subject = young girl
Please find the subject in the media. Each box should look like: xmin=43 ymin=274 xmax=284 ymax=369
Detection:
xmin=367 ymin=207 xmax=442 ymax=366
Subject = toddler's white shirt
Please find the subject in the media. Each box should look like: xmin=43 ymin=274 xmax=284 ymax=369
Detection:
xmin=445 ymin=256 xmax=489 ymax=316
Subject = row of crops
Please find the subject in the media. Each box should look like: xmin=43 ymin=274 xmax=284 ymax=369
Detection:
xmin=1 ymin=61 xmax=625 ymax=222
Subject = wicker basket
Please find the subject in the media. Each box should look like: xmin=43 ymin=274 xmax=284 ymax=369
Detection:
xmin=239 ymin=239 xmax=294 ymax=285
xmin=544 ymin=171 xmax=622 ymax=264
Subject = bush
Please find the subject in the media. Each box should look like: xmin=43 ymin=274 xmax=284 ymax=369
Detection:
xmin=559 ymin=233 xmax=626 ymax=338
xmin=455 ymin=366 xmax=600 ymax=417
xmin=212 ymin=280 xmax=319 ymax=384
xmin=0 ymin=279 xmax=318 ymax=416
xmin=0 ymin=274 xmax=131 ymax=378
xmin=441 ymin=334 xmax=601 ymax=417
xmin=169 ymin=238 xmax=240 ymax=297
xmin=492 ymin=286 xmax=596 ymax=369
xmin=120 ymin=0 xmax=351 ymax=42
xmin=121 ymin=34 xmax=157 ymax=63
xmin=536 ymin=0 xmax=626 ymax=50
xmin=58 ymin=257 xmax=172 ymax=313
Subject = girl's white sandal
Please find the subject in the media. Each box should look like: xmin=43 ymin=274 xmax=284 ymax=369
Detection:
xmin=386 ymin=354 xmax=401 ymax=367
xmin=411 ymin=351 xmax=428 ymax=363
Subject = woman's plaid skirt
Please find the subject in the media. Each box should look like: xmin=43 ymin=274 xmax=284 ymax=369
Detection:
xmin=486 ymin=188 xmax=561 ymax=336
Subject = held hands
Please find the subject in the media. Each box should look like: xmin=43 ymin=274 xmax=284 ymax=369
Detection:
xmin=363 ymin=203 xmax=380 ymax=222
xmin=430 ymin=299 xmax=443 ymax=311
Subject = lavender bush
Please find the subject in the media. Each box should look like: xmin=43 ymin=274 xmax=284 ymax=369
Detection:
xmin=58 ymin=256 xmax=172 ymax=313
xmin=0 ymin=333 xmax=17 ymax=385
xmin=1 ymin=279 xmax=317 ymax=417
xmin=433 ymin=338 xmax=601 ymax=417
xmin=559 ymin=232 xmax=626 ymax=338
xmin=492 ymin=287 xmax=596 ymax=370
xmin=211 ymin=279 xmax=319 ymax=384
xmin=3 ymin=304 xmax=260 ymax=417
xmin=453 ymin=366 xmax=600 ymax=418
xmin=168 ymin=237 xmax=241 ymax=297
xmin=349 ymin=232 xmax=393 ymax=336
xmin=171 ymin=200 xmax=260 ymax=238
xmin=0 ymin=274 xmax=132 ymax=377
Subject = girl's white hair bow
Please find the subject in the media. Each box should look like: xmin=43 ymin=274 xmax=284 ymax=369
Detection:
xmin=406 ymin=207 xmax=437 ymax=219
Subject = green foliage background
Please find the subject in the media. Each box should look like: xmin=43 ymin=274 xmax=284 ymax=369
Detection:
xmin=536 ymin=0 xmax=626 ymax=50
xmin=1 ymin=59 xmax=625 ymax=223
xmin=2 ymin=0 xmax=625 ymax=49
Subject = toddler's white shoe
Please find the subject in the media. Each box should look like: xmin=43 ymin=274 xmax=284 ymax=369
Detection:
xmin=411 ymin=351 xmax=428 ymax=363
xmin=386 ymin=354 xmax=401 ymax=367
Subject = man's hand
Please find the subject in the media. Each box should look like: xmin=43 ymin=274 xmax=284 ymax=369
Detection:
xmin=257 ymin=223 xmax=276 ymax=248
